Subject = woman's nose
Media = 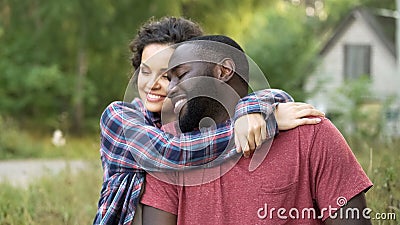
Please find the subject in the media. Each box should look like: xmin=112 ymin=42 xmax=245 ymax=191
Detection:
xmin=147 ymin=75 xmax=161 ymax=90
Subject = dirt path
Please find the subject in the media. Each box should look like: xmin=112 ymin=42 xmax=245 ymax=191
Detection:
xmin=0 ymin=159 xmax=88 ymax=187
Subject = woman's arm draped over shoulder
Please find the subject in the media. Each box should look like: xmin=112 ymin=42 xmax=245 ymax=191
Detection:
xmin=102 ymin=89 xmax=294 ymax=171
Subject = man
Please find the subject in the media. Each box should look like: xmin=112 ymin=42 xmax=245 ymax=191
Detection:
xmin=140 ymin=35 xmax=373 ymax=224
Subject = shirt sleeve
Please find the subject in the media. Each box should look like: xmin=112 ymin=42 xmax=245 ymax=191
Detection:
xmin=309 ymin=119 xmax=373 ymax=221
xmin=103 ymin=89 xmax=293 ymax=172
xmin=234 ymin=89 xmax=294 ymax=138
xmin=101 ymin=100 xmax=236 ymax=171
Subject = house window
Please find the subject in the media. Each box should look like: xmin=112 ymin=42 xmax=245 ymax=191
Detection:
xmin=343 ymin=44 xmax=371 ymax=79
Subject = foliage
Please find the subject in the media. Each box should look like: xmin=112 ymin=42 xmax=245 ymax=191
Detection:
xmin=180 ymin=0 xmax=279 ymax=43
xmin=0 ymin=0 xmax=396 ymax=134
xmin=328 ymin=76 xmax=390 ymax=150
xmin=0 ymin=116 xmax=41 ymax=159
xmin=0 ymin=0 xmax=182 ymax=134
xmin=243 ymin=1 xmax=320 ymax=100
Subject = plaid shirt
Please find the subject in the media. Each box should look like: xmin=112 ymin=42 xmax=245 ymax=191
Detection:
xmin=93 ymin=89 xmax=293 ymax=225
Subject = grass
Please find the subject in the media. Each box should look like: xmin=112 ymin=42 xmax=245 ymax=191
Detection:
xmin=0 ymin=129 xmax=100 ymax=161
xmin=0 ymin=162 xmax=102 ymax=225
xmin=0 ymin=119 xmax=103 ymax=225
xmin=349 ymin=137 xmax=400 ymax=225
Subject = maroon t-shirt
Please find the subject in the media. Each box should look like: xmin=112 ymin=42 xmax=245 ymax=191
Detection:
xmin=141 ymin=119 xmax=372 ymax=224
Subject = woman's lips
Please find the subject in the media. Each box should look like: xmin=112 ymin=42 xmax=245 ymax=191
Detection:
xmin=146 ymin=93 xmax=166 ymax=102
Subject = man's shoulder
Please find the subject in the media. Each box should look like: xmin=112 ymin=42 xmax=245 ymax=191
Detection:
xmin=272 ymin=118 xmax=340 ymax=157
xmin=279 ymin=117 xmax=335 ymax=137
xmin=296 ymin=117 xmax=341 ymax=142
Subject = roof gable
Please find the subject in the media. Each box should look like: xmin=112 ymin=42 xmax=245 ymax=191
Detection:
xmin=320 ymin=7 xmax=396 ymax=58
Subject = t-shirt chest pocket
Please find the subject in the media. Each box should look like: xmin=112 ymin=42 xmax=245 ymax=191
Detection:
xmin=255 ymin=137 xmax=300 ymax=212
xmin=257 ymin=137 xmax=300 ymax=188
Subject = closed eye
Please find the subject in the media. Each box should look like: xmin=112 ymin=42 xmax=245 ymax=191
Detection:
xmin=168 ymin=65 xmax=189 ymax=81
xmin=175 ymin=67 xmax=189 ymax=79
xmin=177 ymin=71 xmax=187 ymax=78
xmin=140 ymin=64 xmax=151 ymax=75
xmin=140 ymin=68 xmax=151 ymax=75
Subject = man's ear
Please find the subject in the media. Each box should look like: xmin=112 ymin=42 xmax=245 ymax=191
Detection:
xmin=215 ymin=58 xmax=235 ymax=82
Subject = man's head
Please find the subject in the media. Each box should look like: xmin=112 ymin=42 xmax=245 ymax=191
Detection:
xmin=166 ymin=35 xmax=249 ymax=132
xmin=129 ymin=16 xmax=203 ymax=70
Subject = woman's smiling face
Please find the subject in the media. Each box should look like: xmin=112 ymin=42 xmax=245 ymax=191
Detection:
xmin=137 ymin=43 xmax=174 ymax=113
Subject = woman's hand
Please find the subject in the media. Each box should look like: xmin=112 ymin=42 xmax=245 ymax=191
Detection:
xmin=234 ymin=113 xmax=266 ymax=158
xmin=275 ymin=102 xmax=325 ymax=130
xmin=234 ymin=102 xmax=324 ymax=158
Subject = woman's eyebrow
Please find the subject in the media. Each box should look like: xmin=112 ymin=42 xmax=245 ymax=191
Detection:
xmin=140 ymin=63 xmax=150 ymax=69
xmin=159 ymin=68 xmax=168 ymax=74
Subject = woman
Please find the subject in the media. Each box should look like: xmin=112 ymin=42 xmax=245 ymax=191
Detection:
xmin=94 ymin=17 xmax=323 ymax=225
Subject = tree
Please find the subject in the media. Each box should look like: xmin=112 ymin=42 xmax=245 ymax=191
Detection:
xmin=0 ymin=0 xmax=394 ymax=134
xmin=0 ymin=0 xmax=182 ymax=133
xmin=243 ymin=1 xmax=319 ymax=100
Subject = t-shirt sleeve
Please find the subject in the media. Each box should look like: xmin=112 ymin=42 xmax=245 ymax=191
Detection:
xmin=141 ymin=173 xmax=179 ymax=215
xmin=309 ymin=119 xmax=373 ymax=221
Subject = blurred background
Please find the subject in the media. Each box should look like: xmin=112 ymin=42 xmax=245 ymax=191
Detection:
xmin=0 ymin=0 xmax=399 ymax=224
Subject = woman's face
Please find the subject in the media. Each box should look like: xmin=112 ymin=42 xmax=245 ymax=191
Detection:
xmin=137 ymin=43 xmax=174 ymax=113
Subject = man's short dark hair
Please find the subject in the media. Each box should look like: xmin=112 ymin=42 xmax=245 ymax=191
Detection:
xmin=129 ymin=17 xmax=203 ymax=70
xmin=185 ymin=35 xmax=249 ymax=85
xmin=189 ymin=35 xmax=245 ymax=53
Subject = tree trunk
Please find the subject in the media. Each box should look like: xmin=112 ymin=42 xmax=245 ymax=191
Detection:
xmin=72 ymin=48 xmax=87 ymax=134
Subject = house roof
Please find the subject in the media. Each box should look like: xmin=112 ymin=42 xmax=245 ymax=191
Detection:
xmin=320 ymin=7 xmax=397 ymax=58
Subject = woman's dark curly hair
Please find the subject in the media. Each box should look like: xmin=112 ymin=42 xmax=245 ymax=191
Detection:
xmin=129 ymin=16 xmax=203 ymax=70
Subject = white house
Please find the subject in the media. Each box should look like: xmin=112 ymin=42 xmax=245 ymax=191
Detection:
xmin=306 ymin=7 xmax=400 ymax=136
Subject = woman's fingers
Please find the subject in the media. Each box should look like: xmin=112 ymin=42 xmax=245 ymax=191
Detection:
xmin=235 ymin=133 xmax=241 ymax=153
xmin=254 ymin=128 xmax=262 ymax=150
xmin=244 ymin=131 xmax=255 ymax=158
xmin=239 ymin=134 xmax=251 ymax=158
xmin=295 ymin=103 xmax=316 ymax=111
xmin=234 ymin=113 xmax=267 ymax=158
xmin=296 ymin=117 xmax=322 ymax=126
xmin=296 ymin=108 xmax=325 ymax=118
xmin=234 ymin=125 xmax=251 ymax=157
xmin=275 ymin=102 xmax=326 ymax=131
xmin=261 ymin=123 xmax=267 ymax=141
